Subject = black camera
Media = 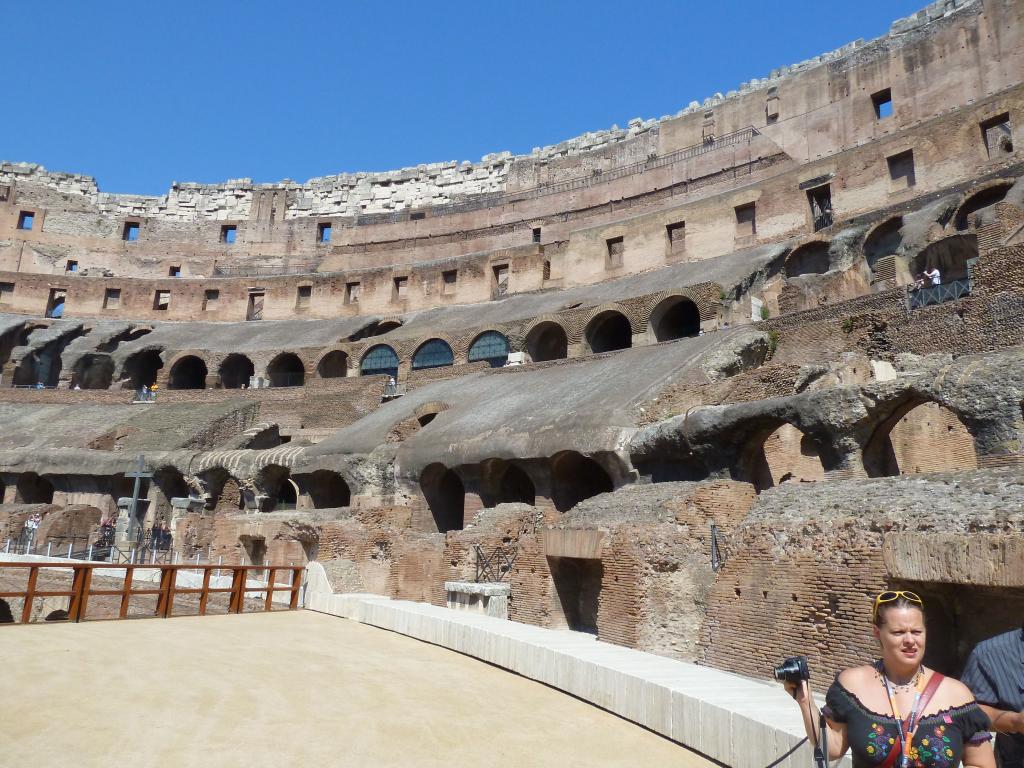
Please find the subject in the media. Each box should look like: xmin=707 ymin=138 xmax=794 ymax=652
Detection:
xmin=773 ymin=655 xmax=810 ymax=683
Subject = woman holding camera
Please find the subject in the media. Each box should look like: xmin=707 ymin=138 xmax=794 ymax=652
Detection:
xmin=785 ymin=591 xmax=995 ymax=768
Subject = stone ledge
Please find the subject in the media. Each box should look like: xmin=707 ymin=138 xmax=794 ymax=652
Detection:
xmin=304 ymin=575 xmax=832 ymax=768
xmin=443 ymin=581 xmax=510 ymax=596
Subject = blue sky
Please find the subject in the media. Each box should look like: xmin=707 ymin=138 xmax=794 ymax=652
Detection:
xmin=4 ymin=1 xmax=927 ymax=194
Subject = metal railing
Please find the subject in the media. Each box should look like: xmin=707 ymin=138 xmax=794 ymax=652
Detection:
xmin=474 ymin=544 xmax=518 ymax=583
xmin=812 ymin=210 xmax=834 ymax=232
xmin=213 ymin=261 xmax=320 ymax=278
xmin=908 ymin=278 xmax=972 ymax=310
xmin=269 ymin=372 xmax=305 ymax=387
xmin=0 ymin=562 xmax=303 ymax=623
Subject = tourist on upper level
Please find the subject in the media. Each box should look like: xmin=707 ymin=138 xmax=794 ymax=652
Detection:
xmin=784 ymin=590 xmax=994 ymax=768
xmin=924 ymin=267 xmax=942 ymax=286
xmin=961 ymin=627 xmax=1024 ymax=768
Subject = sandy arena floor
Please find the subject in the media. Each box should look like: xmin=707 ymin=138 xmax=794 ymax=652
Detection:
xmin=0 ymin=609 xmax=713 ymax=768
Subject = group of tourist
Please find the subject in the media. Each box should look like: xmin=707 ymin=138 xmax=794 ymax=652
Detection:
xmin=785 ymin=591 xmax=1022 ymax=768
xmin=913 ymin=266 xmax=943 ymax=290
xmin=141 ymin=520 xmax=172 ymax=550
xmin=136 ymin=384 xmax=159 ymax=402
xmin=20 ymin=512 xmax=43 ymax=544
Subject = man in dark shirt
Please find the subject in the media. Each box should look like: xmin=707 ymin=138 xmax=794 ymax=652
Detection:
xmin=962 ymin=627 xmax=1024 ymax=768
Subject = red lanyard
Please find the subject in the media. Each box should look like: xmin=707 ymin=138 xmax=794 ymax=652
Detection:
xmin=882 ymin=672 xmax=925 ymax=768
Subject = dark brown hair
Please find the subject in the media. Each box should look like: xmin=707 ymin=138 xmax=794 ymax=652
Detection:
xmin=874 ymin=595 xmax=926 ymax=627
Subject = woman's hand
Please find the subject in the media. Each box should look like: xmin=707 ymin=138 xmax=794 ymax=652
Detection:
xmin=783 ymin=679 xmax=810 ymax=703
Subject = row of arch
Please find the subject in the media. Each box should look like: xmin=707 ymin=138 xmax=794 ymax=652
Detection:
xmin=108 ymin=295 xmax=703 ymax=389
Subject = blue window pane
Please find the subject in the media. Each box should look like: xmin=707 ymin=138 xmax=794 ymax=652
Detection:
xmin=319 ymin=223 xmax=331 ymax=243
xmin=412 ymin=339 xmax=454 ymax=370
xmin=125 ymin=223 xmax=139 ymax=241
xmin=468 ymin=331 xmax=510 ymax=368
xmin=48 ymin=299 xmax=65 ymax=318
xmin=222 ymin=226 xmax=237 ymax=244
xmin=17 ymin=212 xmax=34 ymax=230
xmin=360 ymin=345 xmax=399 ymax=379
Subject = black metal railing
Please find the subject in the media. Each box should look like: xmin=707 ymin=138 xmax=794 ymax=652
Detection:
xmin=213 ymin=261 xmax=319 ymax=278
xmin=908 ymin=278 xmax=972 ymax=310
xmin=474 ymin=544 xmax=518 ymax=583
xmin=812 ymin=210 xmax=834 ymax=232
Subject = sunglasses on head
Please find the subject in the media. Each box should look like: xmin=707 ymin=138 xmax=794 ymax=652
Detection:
xmin=872 ymin=590 xmax=923 ymax=622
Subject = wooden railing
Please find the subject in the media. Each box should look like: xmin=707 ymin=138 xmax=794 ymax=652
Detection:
xmin=0 ymin=562 xmax=303 ymax=624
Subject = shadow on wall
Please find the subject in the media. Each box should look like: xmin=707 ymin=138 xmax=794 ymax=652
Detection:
xmin=551 ymin=451 xmax=614 ymax=512
xmin=863 ymin=400 xmax=977 ymax=477
xmin=420 ymin=463 xmax=464 ymax=532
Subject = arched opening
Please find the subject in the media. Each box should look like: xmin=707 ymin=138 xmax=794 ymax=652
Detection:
xmin=72 ymin=354 xmax=115 ymax=389
xmin=16 ymin=473 xmax=54 ymax=504
xmin=468 ymin=331 xmax=511 ymax=368
xmin=785 ymin=241 xmax=831 ymax=278
xmin=412 ymin=339 xmax=454 ymax=371
xmin=360 ymin=345 xmax=399 ymax=379
xmin=316 ymin=350 xmax=348 ymax=379
xmin=740 ymin=422 xmax=825 ymax=493
xmin=584 ymin=311 xmax=632 ymax=354
xmin=497 ymin=464 xmax=535 ymax=506
xmin=864 ymin=217 xmax=904 ymax=272
xmin=205 ymin=470 xmax=246 ymax=515
xmin=218 ymin=354 xmax=255 ymax=389
xmin=167 ymin=355 xmax=207 ymax=390
xmin=420 ymin=463 xmax=464 ymax=533
xmin=863 ymin=400 xmax=977 ymax=477
xmin=152 ymin=467 xmax=189 ymax=521
xmin=305 ymin=470 xmax=351 ymax=509
xmin=955 ymin=183 xmax=1014 ymax=231
xmin=648 ymin=296 xmax=700 ymax=342
xmin=551 ymin=451 xmax=614 ymax=512
xmin=526 ymin=322 xmax=567 ymax=363
xmin=267 ymin=353 xmax=305 ymax=387
xmin=910 ymin=234 xmax=978 ymax=284
xmin=123 ymin=349 xmax=163 ymax=389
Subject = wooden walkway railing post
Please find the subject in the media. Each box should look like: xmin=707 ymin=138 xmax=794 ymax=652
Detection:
xmin=0 ymin=562 xmax=304 ymax=624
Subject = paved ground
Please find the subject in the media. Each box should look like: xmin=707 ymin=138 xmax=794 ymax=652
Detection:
xmin=0 ymin=610 xmax=713 ymax=768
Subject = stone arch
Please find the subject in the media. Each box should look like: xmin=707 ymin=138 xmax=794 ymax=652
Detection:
xmin=203 ymin=468 xmax=246 ymax=514
xmin=583 ymin=310 xmax=632 ymax=354
xmin=316 ymin=349 xmax=349 ymax=379
xmin=151 ymin=466 xmax=190 ymax=522
xmin=737 ymin=421 xmax=825 ymax=493
xmin=412 ymin=338 xmax=455 ymax=371
xmin=785 ymin=241 xmax=831 ymax=278
xmin=304 ymin=470 xmax=351 ymax=509
xmin=16 ymin=473 xmax=54 ymax=504
xmin=863 ymin=399 xmax=978 ymax=477
xmin=909 ymin=234 xmax=978 ymax=283
xmin=480 ymin=458 xmax=537 ymax=507
xmin=954 ymin=181 xmax=1015 ymax=231
xmin=167 ymin=355 xmax=208 ymax=390
xmin=467 ymin=330 xmax=511 ymax=368
xmin=72 ymin=353 xmax=115 ymax=389
xmin=647 ymin=296 xmax=701 ymax=342
xmin=864 ymin=216 xmax=904 ymax=271
xmin=420 ymin=463 xmax=465 ymax=533
xmin=259 ymin=464 xmax=298 ymax=511
xmin=267 ymin=353 xmax=305 ymax=387
xmin=122 ymin=348 xmax=163 ymax=389
xmin=218 ymin=354 xmax=255 ymax=389
xmin=525 ymin=320 xmax=568 ymax=362
xmin=360 ymin=344 xmax=399 ymax=379
xmin=550 ymin=451 xmax=614 ymax=512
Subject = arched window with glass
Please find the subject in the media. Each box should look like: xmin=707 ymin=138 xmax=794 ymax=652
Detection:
xmin=467 ymin=331 xmax=510 ymax=368
xmin=360 ymin=344 xmax=399 ymax=379
xmin=411 ymin=339 xmax=454 ymax=370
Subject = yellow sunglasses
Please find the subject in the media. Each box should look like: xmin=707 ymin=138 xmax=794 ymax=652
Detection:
xmin=872 ymin=590 xmax=923 ymax=622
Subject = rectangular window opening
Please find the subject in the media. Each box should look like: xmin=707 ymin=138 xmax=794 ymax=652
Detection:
xmin=123 ymin=222 xmax=140 ymax=242
xmin=202 ymin=289 xmax=219 ymax=311
xmin=442 ymin=269 xmax=457 ymax=295
xmin=168 ymin=265 xmax=181 ymax=278
xmin=220 ymin=224 xmax=237 ymax=244
xmin=807 ymin=185 xmax=833 ymax=232
xmin=492 ymin=264 xmax=509 ymax=297
xmin=17 ymin=211 xmax=34 ymax=231
xmin=666 ymin=221 xmax=685 ymax=258
xmin=606 ymin=236 xmax=624 ymax=269
xmin=393 ymin=276 xmax=408 ymax=301
xmin=0 ymin=282 xmax=14 ymax=305
xmin=153 ymin=290 xmax=170 ymax=311
xmin=532 ymin=227 xmax=542 ymax=243
xmin=735 ymin=203 xmax=756 ymax=238
xmin=980 ymin=113 xmax=1013 ymax=158
xmin=65 ymin=260 xmax=79 ymax=273
xmin=317 ymin=222 xmax=332 ymax=243
xmin=409 ymin=211 xmax=426 ymax=221
xmin=103 ymin=288 xmax=121 ymax=310
xmin=345 ymin=281 xmax=361 ymax=304
xmin=46 ymin=289 xmax=67 ymax=319
xmin=872 ymin=89 xmax=893 ymax=120
xmin=887 ymin=150 xmax=916 ymax=190
xmin=246 ymin=291 xmax=265 ymax=321
xmin=296 ymin=284 xmax=312 ymax=309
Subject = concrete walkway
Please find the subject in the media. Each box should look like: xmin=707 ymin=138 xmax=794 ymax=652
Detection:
xmin=308 ymin=586 xmax=817 ymax=768
xmin=0 ymin=611 xmax=713 ymax=768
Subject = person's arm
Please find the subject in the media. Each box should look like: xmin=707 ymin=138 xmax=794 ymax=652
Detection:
xmin=977 ymin=704 xmax=1024 ymax=734
xmin=963 ymin=737 xmax=997 ymax=768
xmin=784 ymin=680 xmax=849 ymax=761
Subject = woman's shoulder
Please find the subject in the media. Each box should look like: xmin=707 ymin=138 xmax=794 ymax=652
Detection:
xmin=837 ymin=665 xmax=878 ymax=691
xmin=933 ymin=674 xmax=977 ymax=709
